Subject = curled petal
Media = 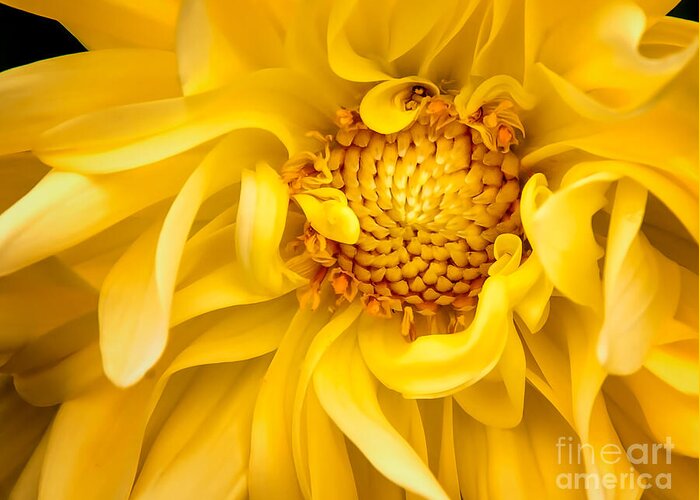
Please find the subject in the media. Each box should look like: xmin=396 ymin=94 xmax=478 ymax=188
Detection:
xmin=557 ymin=160 xmax=698 ymax=242
xmin=358 ymin=276 xmax=511 ymax=398
xmin=359 ymin=233 xmax=549 ymax=399
xmin=521 ymin=172 xmax=617 ymax=310
xmin=510 ymin=256 xmax=553 ymax=333
xmin=236 ymin=164 xmax=307 ymax=294
xmin=488 ymin=232 xmax=523 ymax=276
xmin=543 ymin=2 xmax=698 ymax=111
xmin=156 ymin=130 xmax=287 ymax=319
xmin=359 ymin=77 xmax=440 ymax=134
xmin=491 ymin=233 xmax=553 ymax=333
xmin=293 ymin=193 xmax=360 ymax=244
xmin=455 ymin=74 xmax=536 ymax=117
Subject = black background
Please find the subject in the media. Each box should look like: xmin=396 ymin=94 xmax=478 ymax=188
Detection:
xmin=0 ymin=1 xmax=698 ymax=72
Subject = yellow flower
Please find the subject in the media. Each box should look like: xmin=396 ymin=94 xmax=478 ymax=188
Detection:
xmin=0 ymin=0 xmax=697 ymax=499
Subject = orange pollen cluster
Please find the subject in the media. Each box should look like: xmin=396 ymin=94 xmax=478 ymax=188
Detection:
xmin=283 ymin=94 xmax=524 ymax=333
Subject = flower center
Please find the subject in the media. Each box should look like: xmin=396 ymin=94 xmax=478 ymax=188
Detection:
xmin=284 ymin=93 xmax=524 ymax=333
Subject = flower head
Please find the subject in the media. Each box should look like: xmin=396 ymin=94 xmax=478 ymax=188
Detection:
xmin=0 ymin=0 xmax=697 ymax=499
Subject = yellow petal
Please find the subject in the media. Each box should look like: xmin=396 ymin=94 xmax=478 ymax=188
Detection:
xmin=564 ymin=160 xmax=697 ymax=242
xmin=291 ymin=303 xmax=362 ymax=497
xmin=556 ymin=301 xmax=606 ymax=442
xmin=13 ymin=345 xmax=102 ymax=408
xmin=293 ymin=192 xmax=360 ymax=244
xmin=174 ymin=221 xmax=238 ymax=292
xmin=518 ymin=320 xmax=575 ymax=427
xmin=325 ymin=0 xmax=452 ymax=86
xmin=327 ymin=0 xmax=391 ymax=82
xmin=156 ymin=130 xmax=287 ymax=323
xmin=8 ymin=425 xmax=49 ymax=500
xmin=52 ymin=204 xmax=164 ymax=290
xmin=644 ymin=340 xmax=699 ymax=395
xmin=523 ymin=58 xmax=698 ymax=209
xmin=176 ymin=0 xmax=286 ymax=94
xmin=0 ymin=377 xmax=53 ymax=492
xmin=35 ymin=69 xmax=331 ymax=173
xmin=0 ymin=150 xmax=200 ymax=276
xmin=358 ymin=276 xmax=511 ymax=398
xmin=376 ymin=388 xmax=435 ymax=500
xmin=39 ymin=380 xmax=154 ymax=500
xmin=537 ymin=300 xmax=646 ymax=499
xmin=453 ymin=387 xmax=585 ymax=499
xmin=170 ymin=261 xmax=299 ymax=326
xmin=454 ymin=324 xmax=525 ymax=428
xmin=165 ymin=294 xmax=297 ymax=375
xmin=0 ymin=49 xmax=181 ymax=157
xmin=98 ymin=225 xmax=168 ymax=387
xmin=305 ymin=387 xmax=358 ymax=500
xmin=598 ymin=179 xmax=681 ymax=374
xmin=456 ymin=74 xmax=535 ymax=119
xmin=511 ymin=256 xmax=553 ymax=333
xmin=172 ymin=196 xmax=238 ymax=269
xmin=642 ymin=194 xmax=698 ymax=273
xmin=345 ymin=439 xmax=406 ymax=499
xmin=359 ymin=77 xmax=440 ymax=134
xmin=539 ymin=2 xmax=697 ymax=111
xmin=237 ymin=164 xmax=306 ymax=293
xmin=132 ymin=360 xmax=267 ymax=500
xmin=418 ymin=0 xmax=486 ymax=88
xmin=487 ymin=233 xmax=553 ymax=333
xmin=470 ymin=0 xmax=526 ymax=80
xmin=674 ymin=265 xmax=699 ymax=336
xmin=604 ymin=380 xmax=700 ymax=500
xmin=385 ymin=0 xmax=445 ymax=61
xmin=640 ymin=15 xmax=699 ymax=54
xmin=314 ymin=332 xmax=449 ymax=500
xmin=0 ymin=153 xmax=48 ymax=214
xmin=582 ymin=395 xmax=652 ymax=499
xmin=3 ymin=0 xmax=178 ymax=50
xmin=488 ymin=232 xmax=523 ymax=276
xmin=0 ymin=259 xmax=96 ymax=352
xmin=436 ymin=398 xmax=460 ymax=500
xmin=249 ymin=302 xmax=335 ymax=500
xmin=6 ymin=312 xmax=103 ymax=406
xmin=521 ymin=172 xmax=616 ymax=310
xmin=624 ymin=369 xmax=699 ymax=457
